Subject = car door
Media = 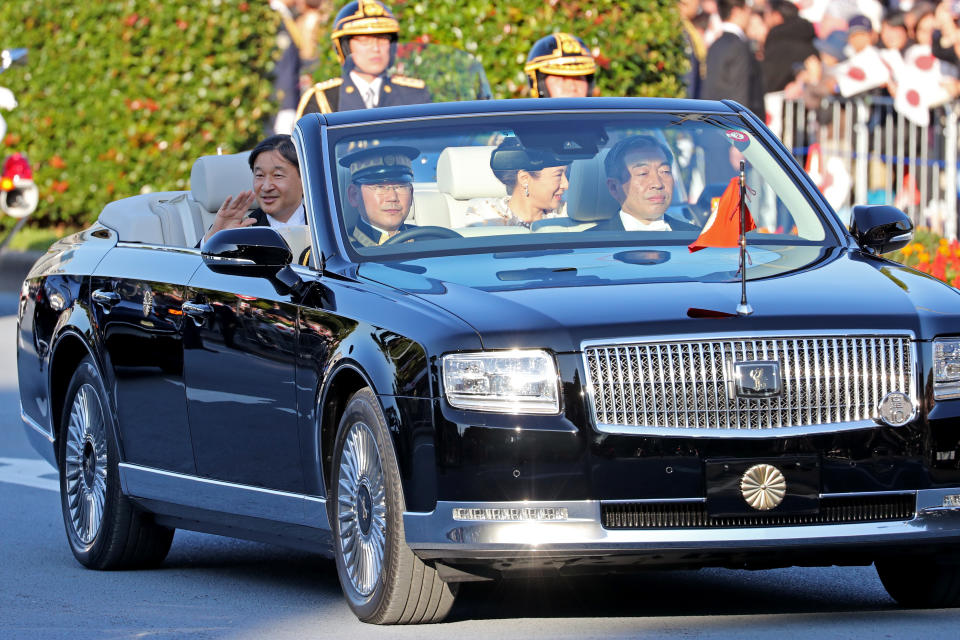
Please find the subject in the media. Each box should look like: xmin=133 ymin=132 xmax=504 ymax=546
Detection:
xmin=90 ymin=246 xmax=200 ymax=474
xmin=182 ymin=267 xmax=303 ymax=493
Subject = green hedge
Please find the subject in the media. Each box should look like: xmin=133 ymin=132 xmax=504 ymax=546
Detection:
xmin=0 ymin=0 xmax=278 ymax=229
xmin=2 ymin=0 xmax=685 ymax=230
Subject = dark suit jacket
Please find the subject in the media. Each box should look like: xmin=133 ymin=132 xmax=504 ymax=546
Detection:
xmin=703 ymin=31 xmax=765 ymax=120
xmin=298 ymin=73 xmax=431 ymax=116
xmin=592 ymin=211 xmax=700 ymax=232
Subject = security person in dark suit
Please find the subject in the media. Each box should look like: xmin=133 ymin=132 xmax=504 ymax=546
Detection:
xmin=524 ymin=32 xmax=598 ymax=98
xmin=597 ymin=135 xmax=699 ymax=232
xmin=340 ymin=145 xmax=419 ymax=247
xmin=296 ymin=0 xmax=430 ymax=116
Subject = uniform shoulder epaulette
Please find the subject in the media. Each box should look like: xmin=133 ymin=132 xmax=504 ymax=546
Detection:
xmin=315 ymin=77 xmax=344 ymax=91
xmin=390 ymin=75 xmax=426 ymax=89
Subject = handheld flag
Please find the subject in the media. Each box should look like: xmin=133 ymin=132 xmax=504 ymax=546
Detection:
xmin=688 ymin=175 xmax=756 ymax=252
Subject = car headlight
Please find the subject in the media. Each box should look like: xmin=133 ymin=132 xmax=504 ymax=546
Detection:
xmin=934 ymin=338 xmax=960 ymax=400
xmin=441 ymin=350 xmax=560 ymax=414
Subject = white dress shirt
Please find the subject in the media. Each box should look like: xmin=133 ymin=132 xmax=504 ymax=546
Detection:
xmin=267 ymin=203 xmax=306 ymax=229
xmin=619 ymin=210 xmax=672 ymax=231
xmin=349 ymin=72 xmax=383 ymax=108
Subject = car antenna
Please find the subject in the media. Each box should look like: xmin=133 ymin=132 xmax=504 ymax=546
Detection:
xmin=736 ymin=160 xmax=753 ymax=316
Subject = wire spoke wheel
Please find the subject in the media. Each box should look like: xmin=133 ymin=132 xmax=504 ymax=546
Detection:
xmin=336 ymin=421 xmax=387 ymax=597
xmin=58 ymin=356 xmax=174 ymax=570
xmin=63 ymin=383 xmax=108 ymax=545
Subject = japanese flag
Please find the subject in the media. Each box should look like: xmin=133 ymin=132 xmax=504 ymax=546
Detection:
xmin=836 ymin=47 xmax=890 ymax=98
xmin=689 ymin=176 xmax=756 ymax=252
xmin=894 ymin=47 xmax=952 ymax=127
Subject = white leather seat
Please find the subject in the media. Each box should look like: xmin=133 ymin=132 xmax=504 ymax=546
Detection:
xmin=98 ymin=191 xmax=187 ymax=245
xmin=189 ymin=152 xmax=254 ymax=242
xmin=435 ymin=145 xmax=506 ymax=227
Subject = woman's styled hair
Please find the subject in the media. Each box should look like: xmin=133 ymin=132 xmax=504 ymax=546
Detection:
xmin=248 ymin=134 xmax=300 ymax=175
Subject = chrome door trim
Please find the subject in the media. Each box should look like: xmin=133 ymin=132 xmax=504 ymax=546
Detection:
xmin=118 ymin=463 xmax=328 ymax=529
xmin=20 ymin=405 xmax=53 ymax=441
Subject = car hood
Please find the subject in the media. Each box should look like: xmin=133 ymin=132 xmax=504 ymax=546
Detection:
xmin=358 ymin=246 xmax=960 ymax=352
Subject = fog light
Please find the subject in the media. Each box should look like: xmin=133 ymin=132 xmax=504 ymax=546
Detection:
xmin=943 ymin=494 xmax=960 ymax=508
xmin=452 ymin=507 xmax=568 ymax=522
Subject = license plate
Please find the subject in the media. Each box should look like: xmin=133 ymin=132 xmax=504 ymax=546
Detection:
xmin=705 ymin=457 xmax=820 ymax=517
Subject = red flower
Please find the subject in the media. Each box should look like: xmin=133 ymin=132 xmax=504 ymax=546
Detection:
xmin=176 ymin=20 xmax=188 ymax=31
xmin=124 ymin=14 xmax=138 ymax=27
xmin=49 ymin=155 xmax=66 ymax=169
xmin=239 ymin=2 xmax=249 ymax=11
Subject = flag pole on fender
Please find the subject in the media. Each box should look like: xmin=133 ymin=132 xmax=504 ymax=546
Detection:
xmin=735 ymin=160 xmax=753 ymax=316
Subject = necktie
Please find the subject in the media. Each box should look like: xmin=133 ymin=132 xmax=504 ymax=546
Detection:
xmin=378 ymin=231 xmax=390 ymax=245
xmin=364 ymin=87 xmax=377 ymax=109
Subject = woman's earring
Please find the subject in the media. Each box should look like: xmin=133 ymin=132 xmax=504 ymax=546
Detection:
xmin=524 ymin=182 xmax=530 ymax=197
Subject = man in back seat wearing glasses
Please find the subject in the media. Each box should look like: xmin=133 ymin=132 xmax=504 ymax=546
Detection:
xmin=340 ymin=145 xmax=420 ymax=246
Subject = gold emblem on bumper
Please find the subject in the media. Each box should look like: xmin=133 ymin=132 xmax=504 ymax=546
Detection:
xmin=740 ymin=463 xmax=786 ymax=510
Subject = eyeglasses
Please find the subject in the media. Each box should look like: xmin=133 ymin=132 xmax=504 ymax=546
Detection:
xmin=361 ymin=183 xmax=413 ymax=195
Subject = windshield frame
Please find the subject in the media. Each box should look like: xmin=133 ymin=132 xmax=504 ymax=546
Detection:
xmin=310 ymin=102 xmax=847 ymax=266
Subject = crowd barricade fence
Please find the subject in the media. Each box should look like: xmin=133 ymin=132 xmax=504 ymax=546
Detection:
xmin=768 ymin=95 xmax=960 ymax=239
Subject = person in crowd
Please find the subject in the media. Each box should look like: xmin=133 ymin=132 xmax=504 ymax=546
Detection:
xmin=600 ymin=135 xmax=698 ymax=232
xmin=295 ymin=0 xmax=334 ymax=91
xmin=906 ymin=2 xmax=938 ymax=41
xmin=339 ymin=145 xmax=419 ymax=246
xmin=523 ymin=33 xmax=598 ymax=98
xmin=762 ymin=1 xmax=817 ymax=95
xmin=933 ymin=0 xmax=960 ymax=64
xmin=296 ymin=0 xmax=430 ymax=116
xmin=881 ymin=9 xmax=910 ymax=52
xmin=678 ymin=0 xmax=707 ymax=99
xmin=847 ymin=14 xmax=879 ymax=53
xmin=269 ymin=0 xmax=304 ymax=135
xmin=703 ymin=0 xmax=766 ymax=120
xmin=201 ymin=135 xmax=305 ymax=245
xmin=463 ymin=137 xmax=570 ymax=228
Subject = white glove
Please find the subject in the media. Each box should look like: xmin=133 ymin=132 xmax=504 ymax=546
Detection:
xmin=0 ymin=87 xmax=16 ymax=111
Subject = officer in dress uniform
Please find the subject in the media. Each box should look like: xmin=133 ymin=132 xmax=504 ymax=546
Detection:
xmin=296 ymin=0 xmax=430 ymax=116
xmin=524 ymin=33 xmax=599 ymax=98
xmin=339 ymin=145 xmax=420 ymax=247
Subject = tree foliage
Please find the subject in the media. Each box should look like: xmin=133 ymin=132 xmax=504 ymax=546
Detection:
xmin=0 ymin=0 xmax=278 ymax=228
xmin=1 ymin=0 xmax=685 ymax=229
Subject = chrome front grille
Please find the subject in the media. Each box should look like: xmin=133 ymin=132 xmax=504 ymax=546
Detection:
xmin=583 ymin=335 xmax=915 ymax=435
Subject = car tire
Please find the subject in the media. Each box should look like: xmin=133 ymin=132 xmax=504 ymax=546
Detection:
xmin=58 ymin=355 xmax=174 ymax=569
xmin=330 ymin=388 xmax=458 ymax=624
xmin=875 ymin=556 xmax=960 ymax=608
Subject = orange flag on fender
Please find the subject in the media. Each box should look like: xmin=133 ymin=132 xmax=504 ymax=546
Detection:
xmin=688 ymin=176 xmax=756 ymax=252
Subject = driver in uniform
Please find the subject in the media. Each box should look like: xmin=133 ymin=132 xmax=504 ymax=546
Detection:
xmin=340 ymin=145 xmax=420 ymax=246
xmin=296 ymin=0 xmax=430 ymax=116
xmin=524 ymin=32 xmax=598 ymax=98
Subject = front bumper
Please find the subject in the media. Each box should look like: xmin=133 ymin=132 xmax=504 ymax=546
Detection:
xmin=403 ymin=488 xmax=960 ymax=563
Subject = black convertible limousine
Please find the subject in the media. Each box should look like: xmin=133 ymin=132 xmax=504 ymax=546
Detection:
xmin=16 ymin=97 xmax=960 ymax=624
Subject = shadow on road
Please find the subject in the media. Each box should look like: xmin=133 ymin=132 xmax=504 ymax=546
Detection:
xmin=158 ymin=531 xmax=894 ymax=623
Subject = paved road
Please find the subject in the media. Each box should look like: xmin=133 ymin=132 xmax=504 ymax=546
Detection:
xmin=1 ymin=285 xmax=959 ymax=637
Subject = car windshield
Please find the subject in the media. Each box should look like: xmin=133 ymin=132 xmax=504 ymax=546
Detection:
xmin=324 ymin=110 xmax=836 ymax=282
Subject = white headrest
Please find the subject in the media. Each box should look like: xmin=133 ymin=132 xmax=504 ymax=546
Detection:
xmin=190 ymin=152 xmax=253 ymax=212
xmin=565 ymin=148 xmax=620 ymax=222
xmin=436 ymin=146 xmax=507 ymax=199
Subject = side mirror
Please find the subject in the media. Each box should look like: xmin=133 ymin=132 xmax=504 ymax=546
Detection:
xmin=202 ymin=227 xmax=292 ymax=277
xmin=850 ymin=205 xmax=914 ymax=254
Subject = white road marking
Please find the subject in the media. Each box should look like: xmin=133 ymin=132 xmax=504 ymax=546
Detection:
xmin=0 ymin=457 xmax=59 ymax=492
